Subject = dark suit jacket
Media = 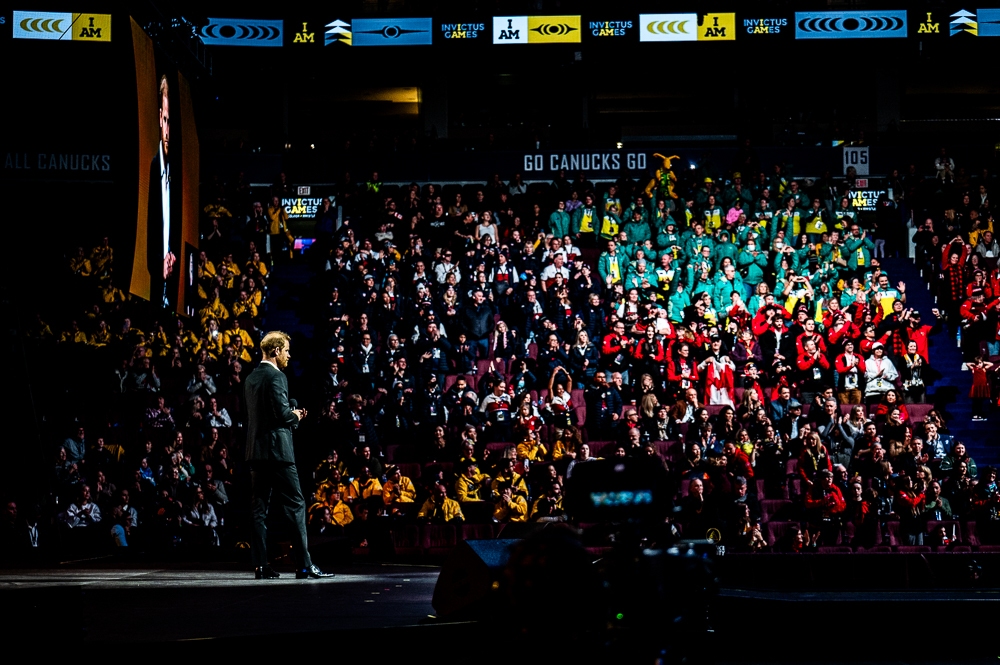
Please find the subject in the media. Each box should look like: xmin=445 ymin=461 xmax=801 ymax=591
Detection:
xmin=148 ymin=149 xmax=181 ymax=307
xmin=245 ymin=362 xmax=299 ymax=463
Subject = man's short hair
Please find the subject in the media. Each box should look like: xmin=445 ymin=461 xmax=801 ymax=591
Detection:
xmin=260 ymin=331 xmax=290 ymax=358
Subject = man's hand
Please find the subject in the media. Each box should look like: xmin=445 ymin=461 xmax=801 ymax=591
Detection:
xmin=293 ymin=408 xmax=307 ymax=421
xmin=163 ymin=251 xmax=177 ymax=279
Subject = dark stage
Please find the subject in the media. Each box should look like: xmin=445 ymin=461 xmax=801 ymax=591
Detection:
xmin=4 ymin=558 xmax=1000 ymax=663
xmin=0 ymin=562 xmax=440 ymax=644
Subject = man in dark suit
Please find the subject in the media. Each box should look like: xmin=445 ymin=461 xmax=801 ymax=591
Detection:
xmin=148 ymin=74 xmax=180 ymax=310
xmin=246 ymin=331 xmax=332 ymax=580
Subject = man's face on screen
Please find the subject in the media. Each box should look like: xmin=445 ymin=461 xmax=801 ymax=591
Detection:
xmin=159 ymin=94 xmax=170 ymax=157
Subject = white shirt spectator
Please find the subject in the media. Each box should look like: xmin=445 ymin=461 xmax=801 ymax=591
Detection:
xmin=63 ymin=501 xmax=102 ymax=528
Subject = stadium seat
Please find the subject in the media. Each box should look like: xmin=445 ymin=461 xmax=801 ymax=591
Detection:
xmin=391 ymin=524 xmax=424 ymax=557
xmin=907 ymin=404 xmax=933 ymax=423
xmin=461 ymin=523 xmax=496 ymax=540
xmin=896 ymin=546 xmax=932 ymax=553
xmin=817 ymin=546 xmax=853 ymax=554
xmin=761 ymin=499 xmax=793 ymax=523
xmin=655 ymin=440 xmax=682 ymax=460
xmin=765 ymin=521 xmax=800 ymax=547
xmin=424 ymin=524 xmax=458 ymax=556
xmin=785 ymin=458 xmax=799 ymax=477
xmin=398 ymin=463 xmax=421 ymax=481
xmin=593 ymin=442 xmax=619 ymax=458
xmin=885 ymin=520 xmax=902 ymax=547
xmin=963 ymin=521 xmax=979 ymax=546
xmin=924 ymin=520 xmax=961 ymax=543
xmin=485 ymin=442 xmax=509 ymax=456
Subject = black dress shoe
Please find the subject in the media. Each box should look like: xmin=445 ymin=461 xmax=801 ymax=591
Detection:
xmin=296 ymin=564 xmax=334 ymax=579
xmin=255 ymin=566 xmax=280 ymax=580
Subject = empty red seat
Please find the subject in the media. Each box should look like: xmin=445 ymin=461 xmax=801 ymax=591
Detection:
xmin=785 ymin=458 xmax=799 ymax=477
xmin=761 ymin=499 xmax=793 ymax=523
xmin=897 ymin=546 xmax=932 ymax=553
xmin=706 ymin=404 xmax=725 ymax=418
xmin=423 ymin=524 xmax=458 ymax=555
xmin=885 ymin=520 xmax=902 ymax=547
xmin=461 ymin=523 xmax=496 ymax=540
xmin=964 ymin=521 xmax=980 ymax=546
xmin=907 ymin=403 xmax=933 ymax=423
xmin=397 ymin=463 xmax=422 ymax=481
xmin=817 ymin=546 xmax=853 ymax=554
xmin=765 ymin=521 xmax=800 ymax=546
xmin=391 ymin=524 xmax=423 ymax=556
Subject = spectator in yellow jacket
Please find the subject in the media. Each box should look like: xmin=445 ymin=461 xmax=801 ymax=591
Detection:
xmin=455 ymin=461 xmax=491 ymax=502
xmin=346 ymin=465 xmax=383 ymax=504
xmin=417 ymin=483 xmax=465 ymax=523
xmin=491 ymin=457 xmax=528 ymax=500
xmin=516 ymin=434 xmax=548 ymax=463
xmin=69 ymin=248 xmax=92 ymax=277
xmin=493 ymin=482 xmax=528 ymax=523
xmin=382 ymin=465 xmax=417 ymax=513
xmin=230 ymin=291 xmax=259 ymax=320
xmin=228 ymin=337 xmax=253 ymax=364
xmin=99 ymin=282 xmax=127 ymax=305
xmin=223 ymin=318 xmax=254 ymax=350
xmin=246 ymin=252 xmax=268 ymax=279
xmin=89 ymin=320 xmax=113 ymax=347
xmin=89 ymin=237 xmax=113 ymax=275
xmin=60 ymin=320 xmax=88 ymax=344
xmin=530 ymin=481 xmax=566 ymax=522
xmin=199 ymin=294 xmax=229 ymax=330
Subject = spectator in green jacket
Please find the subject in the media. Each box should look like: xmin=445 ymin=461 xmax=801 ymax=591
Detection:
xmin=571 ymin=194 xmax=599 ymax=244
xmin=548 ymin=200 xmax=572 ymax=238
xmin=597 ymin=240 xmax=626 ymax=288
xmin=712 ymin=263 xmax=745 ymax=312
xmin=711 ymin=230 xmax=738 ymax=272
xmin=842 ymin=224 xmax=875 ymax=277
xmin=622 ymin=208 xmax=652 ymax=246
xmin=737 ymin=241 xmax=768 ymax=297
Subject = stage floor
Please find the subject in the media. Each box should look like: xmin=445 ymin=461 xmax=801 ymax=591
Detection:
xmin=0 ymin=563 xmax=440 ymax=643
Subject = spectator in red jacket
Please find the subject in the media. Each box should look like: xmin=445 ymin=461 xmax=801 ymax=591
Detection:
xmin=804 ymin=469 xmax=846 ymax=545
xmin=723 ymin=441 xmax=754 ymax=481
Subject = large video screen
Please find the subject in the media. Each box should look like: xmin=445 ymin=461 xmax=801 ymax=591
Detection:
xmin=129 ymin=17 xmax=199 ymax=314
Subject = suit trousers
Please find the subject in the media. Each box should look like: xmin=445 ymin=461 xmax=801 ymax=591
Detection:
xmin=250 ymin=460 xmax=312 ymax=569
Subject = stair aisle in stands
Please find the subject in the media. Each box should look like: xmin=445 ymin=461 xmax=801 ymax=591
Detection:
xmin=882 ymin=257 xmax=994 ymax=464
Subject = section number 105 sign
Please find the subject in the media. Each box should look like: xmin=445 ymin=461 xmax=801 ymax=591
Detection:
xmin=843 ymin=146 xmax=869 ymax=176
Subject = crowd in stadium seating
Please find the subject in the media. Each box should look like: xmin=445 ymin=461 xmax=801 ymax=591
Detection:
xmin=3 ymin=150 xmax=999 ymax=558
